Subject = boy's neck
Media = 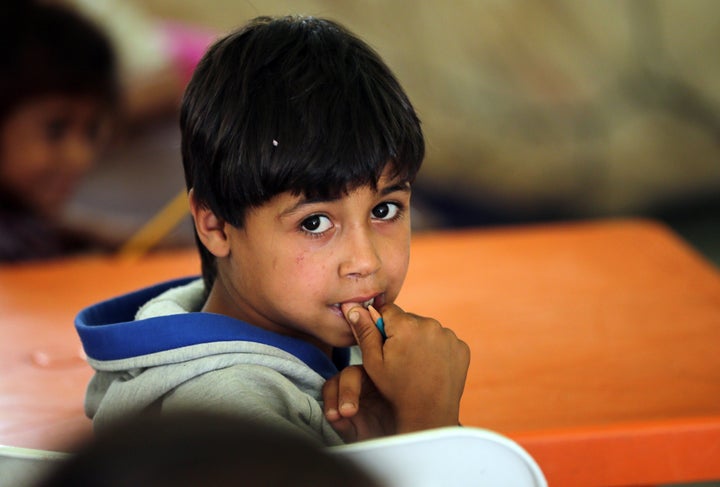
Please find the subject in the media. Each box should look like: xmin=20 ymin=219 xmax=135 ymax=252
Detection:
xmin=202 ymin=283 xmax=335 ymax=358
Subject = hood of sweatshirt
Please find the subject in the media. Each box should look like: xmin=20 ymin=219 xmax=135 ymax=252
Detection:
xmin=75 ymin=278 xmax=353 ymax=440
xmin=75 ymin=277 xmax=350 ymax=380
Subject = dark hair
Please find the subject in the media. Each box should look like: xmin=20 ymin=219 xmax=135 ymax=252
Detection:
xmin=180 ymin=16 xmax=424 ymax=290
xmin=37 ymin=410 xmax=382 ymax=487
xmin=0 ymin=1 xmax=118 ymax=125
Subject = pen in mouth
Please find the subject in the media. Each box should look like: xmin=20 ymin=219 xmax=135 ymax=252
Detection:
xmin=367 ymin=305 xmax=386 ymax=339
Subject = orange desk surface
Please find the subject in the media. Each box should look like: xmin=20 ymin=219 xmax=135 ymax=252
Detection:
xmin=1 ymin=218 xmax=719 ymax=486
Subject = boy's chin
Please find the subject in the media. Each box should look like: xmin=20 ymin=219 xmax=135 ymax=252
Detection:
xmin=326 ymin=331 xmax=358 ymax=349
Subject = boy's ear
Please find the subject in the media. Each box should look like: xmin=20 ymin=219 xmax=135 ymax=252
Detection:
xmin=188 ymin=188 xmax=230 ymax=258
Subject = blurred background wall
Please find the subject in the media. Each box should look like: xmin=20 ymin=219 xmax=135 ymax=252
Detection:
xmin=64 ymin=0 xmax=720 ymax=262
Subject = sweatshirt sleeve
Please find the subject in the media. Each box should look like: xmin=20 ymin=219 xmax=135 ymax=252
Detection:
xmin=158 ymin=363 xmax=345 ymax=446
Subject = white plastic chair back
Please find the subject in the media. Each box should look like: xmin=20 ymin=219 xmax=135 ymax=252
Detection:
xmin=331 ymin=427 xmax=547 ymax=487
xmin=0 ymin=445 xmax=68 ymax=487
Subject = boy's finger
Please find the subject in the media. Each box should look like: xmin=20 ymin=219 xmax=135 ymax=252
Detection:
xmin=322 ymin=375 xmax=341 ymax=421
xmin=337 ymin=365 xmax=362 ymax=418
xmin=340 ymin=303 xmax=383 ymax=364
xmin=329 ymin=417 xmax=358 ymax=443
xmin=375 ymin=302 xmax=405 ymax=326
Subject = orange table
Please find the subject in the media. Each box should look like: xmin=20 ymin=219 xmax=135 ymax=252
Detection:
xmin=1 ymin=219 xmax=719 ymax=486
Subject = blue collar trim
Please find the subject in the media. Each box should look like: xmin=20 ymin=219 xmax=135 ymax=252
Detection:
xmin=75 ymin=277 xmax=349 ymax=380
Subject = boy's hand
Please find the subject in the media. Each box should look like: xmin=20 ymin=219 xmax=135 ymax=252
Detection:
xmin=341 ymin=302 xmax=470 ymax=434
xmin=322 ymin=365 xmax=394 ymax=442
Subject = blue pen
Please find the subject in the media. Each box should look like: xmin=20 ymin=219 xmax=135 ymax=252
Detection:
xmin=367 ymin=305 xmax=386 ymax=339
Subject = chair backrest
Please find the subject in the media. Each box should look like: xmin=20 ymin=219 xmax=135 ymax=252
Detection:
xmin=0 ymin=445 xmax=69 ymax=487
xmin=331 ymin=426 xmax=547 ymax=487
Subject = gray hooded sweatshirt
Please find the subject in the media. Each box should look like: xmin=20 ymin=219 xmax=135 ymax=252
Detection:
xmin=76 ymin=277 xmax=359 ymax=446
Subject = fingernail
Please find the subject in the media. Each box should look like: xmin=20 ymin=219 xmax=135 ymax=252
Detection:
xmin=326 ymin=408 xmax=338 ymax=420
xmin=347 ymin=310 xmax=359 ymax=324
xmin=340 ymin=402 xmax=356 ymax=413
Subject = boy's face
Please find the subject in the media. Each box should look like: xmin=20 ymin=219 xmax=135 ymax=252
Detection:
xmin=0 ymin=95 xmax=111 ymax=217
xmin=206 ymin=166 xmax=412 ymax=353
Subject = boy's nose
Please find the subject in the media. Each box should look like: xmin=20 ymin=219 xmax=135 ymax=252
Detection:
xmin=339 ymin=228 xmax=382 ymax=279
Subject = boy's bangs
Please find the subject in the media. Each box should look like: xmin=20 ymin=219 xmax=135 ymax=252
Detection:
xmin=268 ymin=103 xmax=423 ymax=201
xmin=248 ymin=59 xmax=424 ymax=203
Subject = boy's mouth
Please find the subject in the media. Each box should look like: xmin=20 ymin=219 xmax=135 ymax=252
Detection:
xmin=332 ymin=298 xmax=372 ymax=309
xmin=331 ymin=295 xmax=381 ymax=311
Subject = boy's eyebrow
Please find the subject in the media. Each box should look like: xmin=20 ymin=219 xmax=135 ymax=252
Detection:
xmin=380 ymin=181 xmax=412 ymax=196
xmin=280 ymin=181 xmax=411 ymax=217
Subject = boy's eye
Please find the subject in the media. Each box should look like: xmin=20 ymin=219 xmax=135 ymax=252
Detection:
xmin=301 ymin=214 xmax=333 ymax=234
xmin=372 ymin=202 xmax=400 ymax=220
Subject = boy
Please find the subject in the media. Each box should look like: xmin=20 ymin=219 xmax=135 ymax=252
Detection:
xmin=76 ymin=15 xmax=470 ymax=445
xmin=0 ymin=1 xmax=118 ymax=261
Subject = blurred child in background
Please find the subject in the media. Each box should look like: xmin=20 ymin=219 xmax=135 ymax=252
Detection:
xmin=0 ymin=1 xmax=119 ymax=262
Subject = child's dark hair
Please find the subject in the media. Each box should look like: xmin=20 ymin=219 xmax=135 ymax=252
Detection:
xmin=181 ymin=15 xmax=425 ymax=290
xmin=37 ymin=410 xmax=382 ymax=487
xmin=0 ymin=1 xmax=118 ymax=125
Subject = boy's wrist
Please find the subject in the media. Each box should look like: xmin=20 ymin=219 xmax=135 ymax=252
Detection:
xmin=394 ymin=405 xmax=461 ymax=433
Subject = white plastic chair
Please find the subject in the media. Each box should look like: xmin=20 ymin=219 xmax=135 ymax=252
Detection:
xmin=0 ymin=445 xmax=68 ymax=487
xmin=331 ymin=426 xmax=547 ymax=487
